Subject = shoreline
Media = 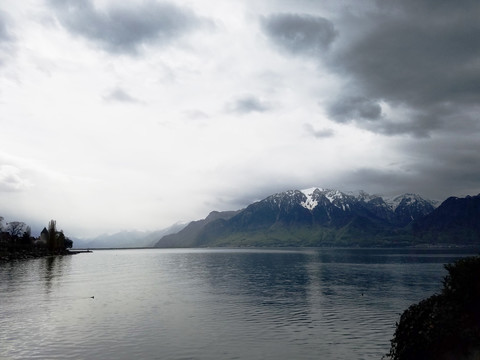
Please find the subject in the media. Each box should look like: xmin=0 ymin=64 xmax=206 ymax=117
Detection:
xmin=0 ymin=249 xmax=92 ymax=263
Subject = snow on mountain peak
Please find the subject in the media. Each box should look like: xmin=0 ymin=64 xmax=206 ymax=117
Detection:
xmin=324 ymin=189 xmax=345 ymax=203
xmin=300 ymin=187 xmax=347 ymax=210
xmin=297 ymin=187 xmax=435 ymax=213
xmin=384 ymin=193 xmax=422 ymax=211
xmin=300 ymin=187 xmax=322 ymax=210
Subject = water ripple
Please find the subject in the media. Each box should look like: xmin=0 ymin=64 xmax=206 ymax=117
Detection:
xmin=1 ymin=248 xmax=475 ymax=360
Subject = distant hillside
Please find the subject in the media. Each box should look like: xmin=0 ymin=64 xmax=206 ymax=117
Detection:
xmin=412 ymin=194 xmax=480 ymax=244
xmin=154 ymin=187 xmax=467 ymax=248
xmin=155 ymin=210 xmax=240 ymax=248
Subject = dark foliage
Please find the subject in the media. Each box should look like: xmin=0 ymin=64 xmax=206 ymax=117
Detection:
xmin=387 ymin=256 xmax=480 ymax=360
xmin=0 ymin=218 xmax=73 ymax=261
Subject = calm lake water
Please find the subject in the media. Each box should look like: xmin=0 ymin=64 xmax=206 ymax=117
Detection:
xmin=1 ymin=247 xmax=478 ymax=360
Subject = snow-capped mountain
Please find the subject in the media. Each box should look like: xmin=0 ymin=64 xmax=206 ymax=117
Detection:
xmin=263 ymin=187 xmax=436 ymax=226
xmin=156 ymin=187 xmax=441 ymax=248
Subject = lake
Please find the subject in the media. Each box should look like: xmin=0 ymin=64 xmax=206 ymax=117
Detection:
xmin=1 ymin=247 xmax=478 ymax=359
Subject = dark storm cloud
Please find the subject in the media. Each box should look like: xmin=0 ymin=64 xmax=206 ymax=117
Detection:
xmin=402 ymin=136 xmax=480 ymax=197
xmin=261 ymin=13 xmax=337 ymax=56
xmin=48 ymin=0 xmax=209 ymax=54
xmin=327 ymin=0 xmax=480 ymax=137
xmin=340 ymin=167 xmax=420 ymax=196
xmin=327 ymin=95 xmax=382 ymax=123
xmin=103 ymin=87 xmax=142 ymax=104
xmin=228 ymin=95 xmax=271 ymax=114
xmin=340 ymin=135 xmax=480 ymax=199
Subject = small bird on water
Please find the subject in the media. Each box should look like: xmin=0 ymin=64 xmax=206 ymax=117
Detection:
xmin=90 ymin=296 xmax=94 ymax=299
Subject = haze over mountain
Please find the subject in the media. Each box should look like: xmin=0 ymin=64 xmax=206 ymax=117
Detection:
xmin=73 ymin=222 xmax=186 ymax=249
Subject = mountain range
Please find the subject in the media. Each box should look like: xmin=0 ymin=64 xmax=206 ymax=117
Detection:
xmin=155 ymin=188 xmax=480 ymax=248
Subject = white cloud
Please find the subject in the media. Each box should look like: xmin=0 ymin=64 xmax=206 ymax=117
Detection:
xmin=0 ymin=165 xmax=32 ymax=192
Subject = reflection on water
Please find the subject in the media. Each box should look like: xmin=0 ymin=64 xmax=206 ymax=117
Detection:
xmin=0 ymin=248 xmax=477 ymax=360
xmin=1 ymin=255 xmax=71 ymax=295
xmin=42 ymin=255 xmax=71 ymax=294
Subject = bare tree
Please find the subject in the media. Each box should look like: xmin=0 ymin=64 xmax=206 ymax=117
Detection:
xmin=6 ymin=221 xmax=28 ymax=238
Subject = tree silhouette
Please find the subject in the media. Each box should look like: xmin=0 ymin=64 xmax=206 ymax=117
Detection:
xmin=47 ymin=219 xmax=57 ymax=251
xmin=387 ymin=256 xmax=480 ymax=359
xmin=1 ymin=217 xmax=73 ymax=260
xmin=6 ymin=221 xmax=28 ymax=238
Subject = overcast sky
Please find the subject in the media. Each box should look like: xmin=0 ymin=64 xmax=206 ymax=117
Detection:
xmin=1 ymin=0 xmax=479 ymax=237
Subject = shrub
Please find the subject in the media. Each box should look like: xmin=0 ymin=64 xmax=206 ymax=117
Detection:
xmin=387 ymin=256 xmax=480 ymax=360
